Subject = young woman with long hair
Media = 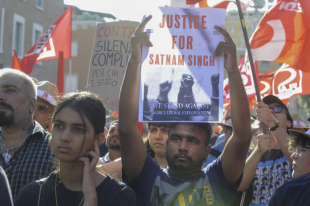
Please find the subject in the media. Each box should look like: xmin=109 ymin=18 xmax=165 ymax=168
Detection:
xmin=15 ymin=92 xmax=135 ymax=206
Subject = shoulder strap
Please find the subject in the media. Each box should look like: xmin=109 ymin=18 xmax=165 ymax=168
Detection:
xmin=210 ymin=148 xmax=221 ymax=158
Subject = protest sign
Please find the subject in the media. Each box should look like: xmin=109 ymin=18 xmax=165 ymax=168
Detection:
xmin=87 ymin=21 xmax=139 ymax=111
xmin=139 ymin=7 xmax=225 ymax=122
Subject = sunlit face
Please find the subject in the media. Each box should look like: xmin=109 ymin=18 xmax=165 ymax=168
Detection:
xmin=291 ymin=143 xmax=310 ymax=179
xmin=148 ymin=125 xmax=169 ymax=157
xmin=52 ymin=107 xmax=96 ymax=162
xmin=0 ymin=74 xmax=33 ymax=127
xmin=34 ymin=98 xmax=54 ymax=129
xmin=166 ymin=124 xmax=210 ymax=176
xmin=268 ymin=103 xmax=292 ymax=130
xmin=106 ymin=123 xmax=120 ymax=150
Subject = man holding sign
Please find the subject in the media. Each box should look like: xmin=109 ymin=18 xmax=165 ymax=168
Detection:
xmin=119 ymin=13 xmax=251 ymax=206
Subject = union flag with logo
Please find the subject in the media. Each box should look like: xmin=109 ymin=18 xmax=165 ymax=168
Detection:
xmin=20 ymin=7 xmax=72 ymax=74
xmin=250 ymin=0 xmax=310 ymax=72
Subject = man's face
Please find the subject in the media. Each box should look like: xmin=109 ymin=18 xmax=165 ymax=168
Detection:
xmin=268 ymin=103 xmax=291 ymax=130
xmin=107 ymin=123 xmax=120 ymax=150
xmin=34 ymin=98 xmax=54 ymax=129
xmin=166 ymin=124 xmax=210 ymax=176
xmin=0 ymin=75 xmax=33 ymax=127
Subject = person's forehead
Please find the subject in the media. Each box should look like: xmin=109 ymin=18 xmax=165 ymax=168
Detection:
xmin=0 ymin=75 xmax=24 ymax=88
xmin=55 ymin=107 xmax=91 ymax=126
xmin=169 ymin=124 xmax=205 ymax=138
xmin=268 ymin=103 xmax=282 ymax=107
xmin=37 ymin=97 xmax=54 ymax=108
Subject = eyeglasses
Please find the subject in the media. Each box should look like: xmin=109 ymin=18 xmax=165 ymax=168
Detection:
xmin=269 ymin=106 xmax=285 ymax=114
xmin=292 ymin=147 xmax=310 ymax=157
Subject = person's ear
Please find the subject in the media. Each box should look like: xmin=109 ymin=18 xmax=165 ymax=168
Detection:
xmin=29 ymin=98 xmax=36 ymax=114
xmin=204 ymin=144 xmax=211 ymax=161
xmin=95 ymin=133 xmax=105 ymax=146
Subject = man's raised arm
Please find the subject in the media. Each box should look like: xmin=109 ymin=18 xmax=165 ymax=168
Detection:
xmin=118 ymin=16 xmax=153 ymax=182
xmin=214 ymin=26 xmax=252 ymax=185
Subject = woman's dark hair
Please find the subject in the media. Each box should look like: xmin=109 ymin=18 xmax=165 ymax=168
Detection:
xmin=51 ymin=92 xmax=106 ymax=171
xmin=288 ymin=133 xmax=310 ymax=154
xmin=52 ymin=92 xmax=106 ymax=135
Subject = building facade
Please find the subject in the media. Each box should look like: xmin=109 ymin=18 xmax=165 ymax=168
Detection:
xmin=225 ymin=9 xmax=281 ymax=74
xmin=0 ymin=0 xmax=65 ymax=83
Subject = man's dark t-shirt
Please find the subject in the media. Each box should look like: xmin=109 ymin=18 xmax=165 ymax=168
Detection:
xmin=15 ymin=172 xmax=135 ymax=206
xmin=123 ymin=154 xmax=241 ymax=206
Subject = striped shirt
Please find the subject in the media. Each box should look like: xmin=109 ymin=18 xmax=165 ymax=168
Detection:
xmin=0 ymin=122 xmax=55 ymax=200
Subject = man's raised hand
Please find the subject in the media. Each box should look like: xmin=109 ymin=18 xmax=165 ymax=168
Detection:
xmin=214 ymin=25 xmax=238 ymax=74
xmin=130 ymin=15 xmax=153 ymax=64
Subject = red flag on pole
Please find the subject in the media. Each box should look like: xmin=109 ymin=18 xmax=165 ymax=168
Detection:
xmin=250 ymin=0 xmax=310 ymax=72
xmin=11 ymin=49 xmax=22 ymax=71
xmin=57 ymin=51 xmax=64 ymax=95
xmin=21 ymin=7 xmax=72 ymax=74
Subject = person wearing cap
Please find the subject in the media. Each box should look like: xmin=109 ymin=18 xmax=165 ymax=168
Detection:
xmin=33 ymin=81 xmax=59 ymax=131
xmin=268 ymin=129 xmax=310 ymax=206
xmin=238 ymin=95 xmax=293 ymax=206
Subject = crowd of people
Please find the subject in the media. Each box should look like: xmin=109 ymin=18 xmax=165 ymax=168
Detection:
xmin=0 ymin=15 xmax=310 ymax=206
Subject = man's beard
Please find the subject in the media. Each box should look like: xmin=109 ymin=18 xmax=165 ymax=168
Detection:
xmin=0 ymin=102 xmax=14 ymax=126
xmin=109 ymin=144 xmax=121 ymax=150
xmin=0 ymin=112 xmax=14 ymax=126
xmin=0 ymin=102 xmax=30 ymax=127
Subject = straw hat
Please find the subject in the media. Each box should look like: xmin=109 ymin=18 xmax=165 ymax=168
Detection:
xmin=289 ymin=129 xmax=310 ymax=139
xmin=291 ymin=114 xmax=309 ymax=130
xmin=36 ymin=81 xmax=59 ymax=106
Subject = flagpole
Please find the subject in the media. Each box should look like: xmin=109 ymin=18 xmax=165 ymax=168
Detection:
xmin=69 ymin=58 xmax=72 ymax=91
xmin=235 ymin=0 xmax=267 ymax=134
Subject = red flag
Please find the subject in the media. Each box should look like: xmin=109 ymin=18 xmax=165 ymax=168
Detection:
xmin=57 ymin=51 xmax=64 ymax=94
xmin=137 ymin=122 xmax=143 ymax=135
xmin=224 ymin=54 xmax=259 ymax=102
xmin=11 ymin=50 xmax=22 ymax=71
xmin=272 ymin=64 xmax=310 ymax=103
xmin=250 ymin=0 xmax=310 ymax=72
xmin=21 ymin=7 xmax=72 ymax=74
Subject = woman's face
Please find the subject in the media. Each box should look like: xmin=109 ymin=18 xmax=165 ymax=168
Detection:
xmin=148 ymin=125 xmax=169 ymax=157
xmin=52 ymin=107 xmax=95 ymax=162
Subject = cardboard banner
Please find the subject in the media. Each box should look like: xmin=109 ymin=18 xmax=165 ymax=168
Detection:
xmin=139 ymin=7 xmax=225 ymax=122
xmin=87 ymin=21 xmax=139 ymax=111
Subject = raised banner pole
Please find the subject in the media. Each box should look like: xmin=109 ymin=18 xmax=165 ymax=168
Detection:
xmin=235 ymin=0 xmax=267 ymax=134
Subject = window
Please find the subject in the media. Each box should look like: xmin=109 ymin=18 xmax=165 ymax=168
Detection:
xmin=65 ymin=73 xmax=79 ymax=93
xmin=32 ymin=23 xmax=43 ymax=45
xmin=240 ymin=37 xmax=244 ymax=47
xmin=231 ymin=24 xmax=235 ymax=34
xmin=0 ymin=8 xmax=5 ymax=53
xmin=71 ymin=42 xmax=78 ymax=57
xmin=262 ymin=61 xmax=269 ymax=67
xmin=33 ymin=23 xmax=43 ymax=65
xmin=36 ymin=0 xmax=44 ymax=10
xmin=12 ymin=13 xmax=25 ymax=58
